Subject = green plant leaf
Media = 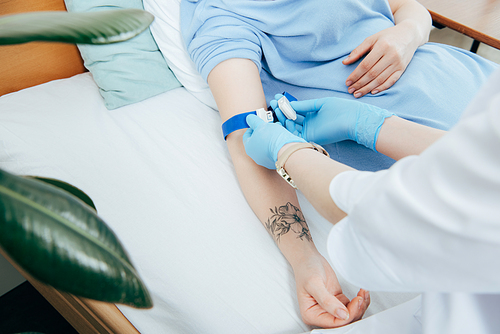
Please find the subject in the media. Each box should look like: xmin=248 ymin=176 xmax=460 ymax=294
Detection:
xmin=0 ymin=9 xmax=154 ymax=45
xmin=0 ymin=169 xmax=152 ymax=308
xmin=27 ymin=176 xmax=96 ymax=211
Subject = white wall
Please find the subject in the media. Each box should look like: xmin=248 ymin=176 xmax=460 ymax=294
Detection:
xmin=0 ymin=252 xmax=26 ymax=296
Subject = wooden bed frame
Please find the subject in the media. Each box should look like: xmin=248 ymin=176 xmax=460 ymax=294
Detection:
xmin=0 ymin=248 xmax=139 ymax=334
xmin=1 ymin=1 xmax=141 ymax=332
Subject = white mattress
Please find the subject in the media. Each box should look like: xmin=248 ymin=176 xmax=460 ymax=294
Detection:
xmin=0 ymin=73 xmax=417 ymax=333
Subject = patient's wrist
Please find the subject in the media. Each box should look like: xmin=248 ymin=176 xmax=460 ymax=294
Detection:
xmin=283 ymin=238 xmax=321 ymax=269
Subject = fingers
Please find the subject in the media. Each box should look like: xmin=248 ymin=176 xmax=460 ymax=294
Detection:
xmin=272 ymin=94 xmax=309 ymax=124
xmin=310 ymin=283 xmax=351 ymax=322
xmin=301 ymin=289 xmax=370 ymax=328
xmin=344 ymin=29 xmax=410 ymax=98
xmin=303 ymin=309 xmax=345 ymax=329
xmin=345 ymin=51 xmax=383 ymax=88
xmin=270 ymin=99 xmax=278 ymax=111
xmin=352 ymin=67 xmax=403 ymax=98
xmin=347 ymin=51 xmax=406 ymax=98
xmin=242 ymin=127 xmax=253 ymax=143
xmin=349 ymin=64 xmax=393 ymax=98
xmin=347 ymin=54 xmax=389 ymax=91
xmin=289 ymin=99 xmax=317 ymax=114
xmin=342 ymin=37 xmax=374 ymax=66
xmin=270 ymin=99 xmax=287 ymax=125
xmin=335 ymin=293 xmax=350 ymax=306
xmin=289 ymin=98 xmax=329 ymax=114
xmin=294 ymin=114 xmax=305 ymax=125
xmin=344 ymin=38 xmax=379 ymax=86
xmin=362 ymin=289 xmax=371 ymax=309
xmin=370 ymin=71 xmax=402 ymax=95
xmin=345 ymin=296 xmax=364 ymax=322
xmin=345 ymin=48 xmax=386 ymax=97
xmin=285 ymin=120 xmax=302 ymax=137
xmin=345 ymin=289 xmax=370 ymax=322
xmin=245 ymin=114 xmax=265 ymax=129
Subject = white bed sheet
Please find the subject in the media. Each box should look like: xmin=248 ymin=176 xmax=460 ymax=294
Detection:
xmin=0 ymin=73 xmax=417 ymax=334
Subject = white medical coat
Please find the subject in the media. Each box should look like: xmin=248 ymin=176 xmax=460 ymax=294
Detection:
xmin=325 ymin=69 xmax=500 ymax=334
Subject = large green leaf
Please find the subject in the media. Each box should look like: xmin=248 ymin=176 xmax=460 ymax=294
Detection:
xmin=0 ymin=169 xmax=152 ymax=308
xmin=27 ymin=176 xmax=96 ymax=211
xmin=0 ymin=9 xmax=154 ymax=45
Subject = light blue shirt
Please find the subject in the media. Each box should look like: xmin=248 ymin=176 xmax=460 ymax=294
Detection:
xmin=181 ymin=0 xmax=498 ymax=171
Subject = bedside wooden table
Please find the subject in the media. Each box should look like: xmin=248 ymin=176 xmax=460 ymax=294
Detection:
xmin=417 ymin=0 xmax=500 ymax=52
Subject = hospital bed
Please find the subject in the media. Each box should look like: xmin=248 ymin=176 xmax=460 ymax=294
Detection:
xmin=0 ymin=0 xmax=417 ymax=333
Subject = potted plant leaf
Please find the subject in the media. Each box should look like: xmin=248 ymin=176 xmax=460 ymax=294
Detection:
xmin=0 ymin=9 xmax=154 ymax=308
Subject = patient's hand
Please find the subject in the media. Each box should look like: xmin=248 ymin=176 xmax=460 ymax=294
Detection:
xmin=342 ymin=22 xmax=421 ymax=98
xmin=293 ymin=252 xmax=370 ymax=328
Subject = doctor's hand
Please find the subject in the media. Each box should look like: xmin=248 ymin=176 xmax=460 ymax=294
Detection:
xmin=343 ymin=23 xmax=421 ymax=98
xmin=293 ymin=252 xmax=370 ymax=328
xmin=243 ymin=114 xmax=305 ymax=169
xmin=272 ymin=96 xmax=393 ymax=151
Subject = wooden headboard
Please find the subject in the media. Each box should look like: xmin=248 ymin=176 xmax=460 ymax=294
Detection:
xmin=0 ymin=0 xmax=86 ymax=96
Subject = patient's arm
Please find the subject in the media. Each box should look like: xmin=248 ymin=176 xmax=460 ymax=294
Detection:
xmin=343 ymin=0 xmax=432 ymax=97
xmin=207 ymin=58 xmax=369 ymax=328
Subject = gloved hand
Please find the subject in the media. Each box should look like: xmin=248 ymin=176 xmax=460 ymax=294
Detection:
xmin=270 ymin=95 xmax=394 ymax=151
xmin=243 ymin=114 xmax=306 ymax=169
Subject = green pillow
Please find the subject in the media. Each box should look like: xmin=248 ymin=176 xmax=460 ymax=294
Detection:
xmin=64 ymin=0 xmax=181 ymax=109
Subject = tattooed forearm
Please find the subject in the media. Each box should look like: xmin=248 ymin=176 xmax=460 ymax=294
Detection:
xmin=265 ymin=202 xmax=312 ymax=243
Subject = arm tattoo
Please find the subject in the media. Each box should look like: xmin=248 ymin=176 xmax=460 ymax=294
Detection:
xmin=265 ymin=202 xmax=312 ymax=243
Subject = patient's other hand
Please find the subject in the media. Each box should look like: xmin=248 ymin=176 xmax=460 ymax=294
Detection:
xmin=293 ymin=252 xmax=370 ymax=328
xmin=342 ymin=23 xmax=420 ymax=98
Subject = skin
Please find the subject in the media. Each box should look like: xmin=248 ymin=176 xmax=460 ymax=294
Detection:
xmin=343 ymin=0 xmax=432 ymax=98
xmin=277 ymin=116 xmax=446 ymax=222
xmin=204 ymin=0 xmax=432 ymax=328
xmin=208 ymin=58 xmax=369 ymax=328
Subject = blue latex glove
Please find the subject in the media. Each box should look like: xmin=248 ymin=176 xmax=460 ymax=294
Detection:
xmin=243 ymin=114 xmax=306 ymax=169
xmin=270 ymin=96 xmax=394 ymax=151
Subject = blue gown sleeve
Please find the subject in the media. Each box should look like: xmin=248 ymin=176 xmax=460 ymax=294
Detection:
xmin=181 ymin=0 xmax=263 ymax=81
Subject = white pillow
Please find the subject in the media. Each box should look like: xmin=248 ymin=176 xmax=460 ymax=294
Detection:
xmin=143 ymin=0 xmax=218 ymax=110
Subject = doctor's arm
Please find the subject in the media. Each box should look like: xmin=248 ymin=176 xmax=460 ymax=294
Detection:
xmin=256 ymin=102 xmax=446 ymax=221
xmin=375 ymin=115 xmax=445 ymax=160
xmin=252 ymin=73 xmax=500 ymax=293
xmin=279 ymin=96 xmax=446 ymax=161
xmin=207 ymin=58 xmax=369 ymax=328
xmin=275 ymin=111 xmax=500 ymax=293
xmin=343 ymin=0 xmax=432 ymax=97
